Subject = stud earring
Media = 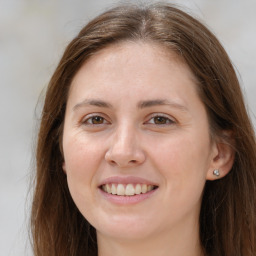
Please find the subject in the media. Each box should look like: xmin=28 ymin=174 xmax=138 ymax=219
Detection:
xmin=213 ymin=169 xmax=220 ymax=177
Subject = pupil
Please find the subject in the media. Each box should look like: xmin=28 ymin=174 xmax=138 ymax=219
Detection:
xmin=154 ymin=116 xmax=166 ymax=124
xmin=92 ymin=116 xmax=103 ymax=124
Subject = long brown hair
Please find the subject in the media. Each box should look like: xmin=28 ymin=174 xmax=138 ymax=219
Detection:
xmin=31 ymin=3 xmax=256 ymax=256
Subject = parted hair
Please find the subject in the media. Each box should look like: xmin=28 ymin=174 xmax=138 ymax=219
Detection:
xmin=31 ymin=3 xmax=256 ymax=256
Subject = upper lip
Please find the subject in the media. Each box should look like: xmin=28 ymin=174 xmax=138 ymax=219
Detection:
xmin=99 ymin=176 xmax=159 ymax=187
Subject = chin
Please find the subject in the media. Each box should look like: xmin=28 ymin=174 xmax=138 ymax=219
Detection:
xmin=93 ymin=213 xmax=157 ymax=240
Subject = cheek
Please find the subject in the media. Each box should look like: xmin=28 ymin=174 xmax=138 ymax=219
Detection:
xmin=62 ymin=136 xmax=103 ymax=207
xmin=148 ymin=132 xmax=211 ymax=197
xmin=63 ymin=135 xmax=102 ymax=177
xmin=151 ymin=134 xmax=210 ymax=173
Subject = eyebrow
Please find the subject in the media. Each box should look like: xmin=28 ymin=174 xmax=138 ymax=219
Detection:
xmin=73 ymin=98 xmax=188 ymax=112
xmin=73 ymin=99 xmax=113 ymax=111
xmin=137 ymin=99 xmax=188 ymax=112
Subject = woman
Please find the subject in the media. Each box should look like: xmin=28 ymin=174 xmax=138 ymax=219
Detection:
xmin=31 ymin=3 xmax=256 ymax=256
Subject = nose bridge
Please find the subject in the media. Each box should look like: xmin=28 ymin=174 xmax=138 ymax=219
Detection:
xmin=115 ymin=121 xmax=135 ymax=150
xmin=105 ymin=121 xmax=145 ymax=167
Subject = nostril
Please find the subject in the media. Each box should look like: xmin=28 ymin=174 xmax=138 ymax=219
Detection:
xmin=110 ymin=160 xmax=116 ymax=165
xmin=110 ymin=159 xmax=136 ymax=166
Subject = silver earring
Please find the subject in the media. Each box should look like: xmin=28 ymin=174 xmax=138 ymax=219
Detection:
xmin=213 ymin=169 xmax=220 ymax=177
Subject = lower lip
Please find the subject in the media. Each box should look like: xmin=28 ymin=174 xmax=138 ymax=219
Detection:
xmin=99 ymin=188 xmax=158 ymax=205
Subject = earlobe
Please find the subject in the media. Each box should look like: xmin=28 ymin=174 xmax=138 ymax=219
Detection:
xmin=62 ymin=162 xmax=67 ymax=173
xmin=207 ymin=137 xmax=235 ymax=181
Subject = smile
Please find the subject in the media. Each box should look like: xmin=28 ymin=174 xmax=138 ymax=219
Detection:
xmin=101 ymin=183 xmax=157 ymax=196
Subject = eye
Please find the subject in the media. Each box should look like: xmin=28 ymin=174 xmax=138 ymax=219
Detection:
xmin=146 ymin=114 xmax=175 ymax=125
xmin=82 ymin=115 xmax=109 ymax=125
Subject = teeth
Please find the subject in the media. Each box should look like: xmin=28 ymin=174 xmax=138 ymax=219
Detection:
xmin=102 ymin=183 xmax=156 ymax=196
xmin=125 ymin=184 xmax=135 ymax=196
xmin=117 ymin=184 xmax=125 ymax=195
xmin=102 ymin=185 xmax=106 ymax=192
xmin=135 ymin=184 xmax=142 ymax=194
xmin=141 ymin=184 xmax=147 ymax=194
xmin=106 ymin=184 xmax=111 ymax=193
xmin=147 ymin=185 xmax=153 ymax=192
xmin=111 ymin=184 xmax=117 ymax=194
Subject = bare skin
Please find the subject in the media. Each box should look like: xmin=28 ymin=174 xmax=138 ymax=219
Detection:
xmin=62 ymin=42 xmax=233 ymax=256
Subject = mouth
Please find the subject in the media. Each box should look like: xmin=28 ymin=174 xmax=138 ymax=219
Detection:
xmin=100 ymin=183 xmax=158 ymax=196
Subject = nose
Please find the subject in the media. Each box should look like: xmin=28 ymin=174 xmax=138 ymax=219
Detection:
xmin=105 ymin=125 xmax=146 ymax=168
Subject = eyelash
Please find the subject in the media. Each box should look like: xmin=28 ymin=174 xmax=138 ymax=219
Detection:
xmin=82 ymin=114 xmax=110 ymax=125
xmin=145 ymin=114 xmax=175 ymax=125
xmin=81 ymin=113 xmax=175 ymax=127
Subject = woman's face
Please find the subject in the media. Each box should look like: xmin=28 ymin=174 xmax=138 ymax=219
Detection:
xmin=62 ymin=42 xmax=218 ymax=241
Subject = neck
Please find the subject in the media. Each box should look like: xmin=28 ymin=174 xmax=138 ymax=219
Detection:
xmin=97 ymin=221 xmax=204 ymax=256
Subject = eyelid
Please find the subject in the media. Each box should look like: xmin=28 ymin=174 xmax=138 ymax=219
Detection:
xmin=79 ymin=112 xmax=176 ymax=126
xmin=80 ymin=113 xmax=110 ymax=125
xmin=145 ymin=113 xmax=176 ymax=125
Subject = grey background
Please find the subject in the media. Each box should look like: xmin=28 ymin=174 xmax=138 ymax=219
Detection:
xmin=1 ymin=0 xmax=255 ymax=255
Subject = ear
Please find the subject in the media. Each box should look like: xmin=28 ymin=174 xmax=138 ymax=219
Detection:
xmin=206 ymin=132 xmax=235 ymax=181
xmin=62 ymin=162 xmax=67 ymax=173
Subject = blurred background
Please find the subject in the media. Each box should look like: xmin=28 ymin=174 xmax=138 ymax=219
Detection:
xmin=0 ymin=0 xmax=255 ymax=255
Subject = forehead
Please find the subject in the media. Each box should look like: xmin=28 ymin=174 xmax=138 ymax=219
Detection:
xmin=69 ymin=41 xmax=198 ymax=97
xmin=65 ymin=41 xmax=207 ymax=128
